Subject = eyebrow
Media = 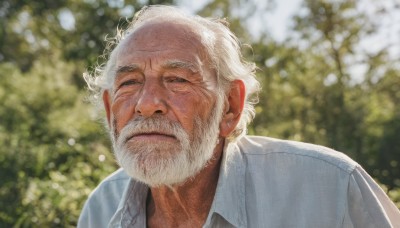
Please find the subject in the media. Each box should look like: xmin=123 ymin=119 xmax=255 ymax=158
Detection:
xmin=115 ymin=60 xmax=200 ymax=76
xmin=161 ymin=60 xmax=199 ymax=73
xmin=116 ymin=64 xmax=141 ymax=74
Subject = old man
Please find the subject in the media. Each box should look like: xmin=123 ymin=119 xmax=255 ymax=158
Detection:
xmin=78 ymin=5 xmax=400 ymax=228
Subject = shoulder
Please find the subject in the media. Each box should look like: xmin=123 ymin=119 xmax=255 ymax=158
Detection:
xmin=236 ymin=135 xmax=358 ymax=174
xmin=78 ymin=168 xmax=131 ymax=228
xmin=85 ymin=168 xmax=131 ymax=205
xmin=229 ymin=136 xmax=399 ymax=226
xmin=234 ymin=136 xmax=358 ymax=225
xmin=93 ymin=168 xmax=131 ymax=190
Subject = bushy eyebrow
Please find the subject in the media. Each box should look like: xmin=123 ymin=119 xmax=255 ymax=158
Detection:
xmin=116 ymin=64 xmax=141 ymax=74
xmin=161 ymin=60 xmax=199 ymax=73
xmin=115 ymin=60 xmax=200 ymax=76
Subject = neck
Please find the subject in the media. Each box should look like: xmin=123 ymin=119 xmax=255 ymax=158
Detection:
xmin=146 ymin=139 xmax=225 ymax=228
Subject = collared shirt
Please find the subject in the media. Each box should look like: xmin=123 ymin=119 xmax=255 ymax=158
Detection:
xmin=78 ymin=136 xmax=400 ymax=227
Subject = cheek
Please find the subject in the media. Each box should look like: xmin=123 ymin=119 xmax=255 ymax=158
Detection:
xmin=192 ymin=90 xmax=216 ymax=118
xmin=171 ymin=92 xmax=215 ymax=126
xmin=111 ymin=98 xmax=136 ymax=133
xmin=170 ymin=99 xmax=194 ymax=127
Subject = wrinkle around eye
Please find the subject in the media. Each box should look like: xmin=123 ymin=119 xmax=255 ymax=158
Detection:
xmin=165 ymin=77 xmax=189 ymax=83
xmin=121 ymin=79 xmax=142 ymax=86
xmin=164 ymin=78 xmax=192 ymax=93
xmin=113 ymin=80 xmax=143 ymax=99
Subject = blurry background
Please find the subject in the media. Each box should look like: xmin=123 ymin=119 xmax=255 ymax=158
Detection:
xmin=0 ymin=0 xmax=399 ymax=226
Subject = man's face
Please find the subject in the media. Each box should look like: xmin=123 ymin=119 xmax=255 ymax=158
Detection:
xmin=104 ymin=21 xmax=224 ymax=186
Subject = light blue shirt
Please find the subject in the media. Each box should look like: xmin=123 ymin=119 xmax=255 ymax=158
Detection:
xmin=78 ymin=136 xmax=400 ymax=227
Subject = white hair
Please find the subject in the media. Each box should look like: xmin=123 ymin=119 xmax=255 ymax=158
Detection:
xmin=85 ymin=5 xmax=260 ymax=140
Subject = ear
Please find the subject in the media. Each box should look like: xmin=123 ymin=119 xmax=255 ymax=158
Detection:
xmin=102 ymin=90 xmax=112 ymax=127
xmin=219 ymin=80 xmax=245 ymax=137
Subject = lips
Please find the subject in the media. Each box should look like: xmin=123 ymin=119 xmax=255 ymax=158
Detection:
xmin=125 ymin=132 xmax=177 ymax=143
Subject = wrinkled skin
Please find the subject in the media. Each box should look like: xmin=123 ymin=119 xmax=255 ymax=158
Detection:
xmin=103 ymin=20 xmax=245 ymax=228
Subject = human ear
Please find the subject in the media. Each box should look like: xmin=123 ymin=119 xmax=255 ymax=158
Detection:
xmin=102 ymin=90 xmax=112 ymax=127
xmin=219 ymin=80 xmax=245 ymax=137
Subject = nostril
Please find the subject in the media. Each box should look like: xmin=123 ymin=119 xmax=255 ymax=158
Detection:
xmin=135 ymin=93 xmax=167 ymax=116
xmin=135 ymin=108 xmax=163 ymax=116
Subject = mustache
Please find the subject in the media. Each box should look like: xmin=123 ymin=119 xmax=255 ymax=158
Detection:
xmin=115 ymin=116 xmax=187 ymax=143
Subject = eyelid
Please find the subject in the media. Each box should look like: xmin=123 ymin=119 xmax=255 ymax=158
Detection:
xmin=116 ymin=79 xmax=142 ymax=90
xmin=165 ymin=75 xmax=189 ymax=83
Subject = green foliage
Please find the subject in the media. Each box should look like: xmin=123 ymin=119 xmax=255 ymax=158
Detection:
xmin=249 ymin=0 xmax=400 ymax=193
xmin=0 ymin=56 xmax=117 ymax=226
xmin=0 ymin=0 xmax=399 ymax=226
xmin=0 ymin=0 xmax=174 ymax=71
xmin=1 ymin=1 xmax=183 ymax=226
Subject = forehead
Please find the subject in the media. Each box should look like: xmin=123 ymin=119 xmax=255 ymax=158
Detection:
xmin=116 ymin=20 xmax=209 ymax=65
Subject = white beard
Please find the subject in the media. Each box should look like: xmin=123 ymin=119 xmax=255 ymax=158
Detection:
xmin=110 ymin=95 xmax=224 ymax=187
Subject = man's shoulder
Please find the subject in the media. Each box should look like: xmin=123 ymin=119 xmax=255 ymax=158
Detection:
xmin=97 ymin=168 xmax=131 ymax=184
xmin=237 ymin=135 xmax=358 ymax=174
xmin=78 ymin=169 xmax=131 ymax=228
xmin=88 ymin=168 xmax=131 ymax=198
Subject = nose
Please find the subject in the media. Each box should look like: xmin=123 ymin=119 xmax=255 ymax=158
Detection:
xmin=135 ymin=82 xmax=167 ymax=117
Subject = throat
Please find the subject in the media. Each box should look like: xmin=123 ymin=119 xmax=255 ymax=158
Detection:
xmin=146 ymin=186 xmax=214 ymax=228
xmin=145 ymin=139 xmax=224 ymax=228
xmin=146 ymin=150 xmax=220 ymax=227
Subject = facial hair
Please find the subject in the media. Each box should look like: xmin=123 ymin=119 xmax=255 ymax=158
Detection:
xmin=110 ymin=95 xmax=224 ymax=187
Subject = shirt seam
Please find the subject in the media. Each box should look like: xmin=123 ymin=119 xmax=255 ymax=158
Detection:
xmin=245 ymin=151 xmax=357 ymax=174
xmin=247 ymin=150 xmax=356 ymax=227
xmin=340 ymin=165 xmax=354 ymax=228
xmin=348 ymin=167 xmax=387 ymax=228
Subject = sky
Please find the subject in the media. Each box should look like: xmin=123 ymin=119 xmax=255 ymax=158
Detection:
xmin=58 ymin=0 xmax=399 ymax=55
xmin=59 ymin=0 xmax=303 ymax=42
xmin=57 ymin=0 xmax=399 ymax=83
xmin=177 ymin=0 xmax=303 ymax=42
xmin=178 ymin=0 xmax=399 ymax=47
xmin=177 ymin=0 xmax=400 ymax=84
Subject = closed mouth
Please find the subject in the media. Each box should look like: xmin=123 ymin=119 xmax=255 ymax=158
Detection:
xmin=125 ymin=132 xmax=176 ymax=143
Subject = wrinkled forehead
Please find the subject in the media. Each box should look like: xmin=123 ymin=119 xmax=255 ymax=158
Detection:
xmin=112 ymin=19 xmax=218 ymax=87
xmin=117 ymin=19 xmax=214 ymax=63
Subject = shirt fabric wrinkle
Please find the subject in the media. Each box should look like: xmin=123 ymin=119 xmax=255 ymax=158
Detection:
xmin=78 ymin=136 xmax=400 ymax=228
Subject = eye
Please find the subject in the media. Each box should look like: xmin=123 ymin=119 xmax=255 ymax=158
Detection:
xmin=118 ymin=79 xmax=142 ymax=88
xmin=165 ymin=76 xmax=189 ymax=83
xmin=164 ymin=76 xmax=191 ymax=92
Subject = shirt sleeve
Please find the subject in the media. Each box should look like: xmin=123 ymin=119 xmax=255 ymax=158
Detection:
xmin=342 ymin=166 xmax=400 ymax=228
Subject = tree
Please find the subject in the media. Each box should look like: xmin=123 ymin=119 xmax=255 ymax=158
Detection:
xmin=0 ymin=54 xmax=118 ymax=226
xmin=0 ymin=0 xmax=174 ymax=226
xmin=1 ymin=1 xmax=399 ymax=226
xmin=250 ymin=0 xmax=400 ymax=192
xmin=0 ymin=0 xmax=174 ymax=71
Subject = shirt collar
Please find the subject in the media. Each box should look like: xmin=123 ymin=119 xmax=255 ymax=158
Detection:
xmin=110 ymin=139 xmax=247 ymax=227
xmin=108 ymin=179 xmax=148 ymax=227
xmin=203 ymin=140 xmax=247 ymax=227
